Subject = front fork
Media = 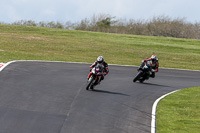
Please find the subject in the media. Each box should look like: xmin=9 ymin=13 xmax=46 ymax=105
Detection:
xmin=88 ymin=72 xmax=92 ymax=79
xmin=89 ymin=75 xmax=100 ymax=85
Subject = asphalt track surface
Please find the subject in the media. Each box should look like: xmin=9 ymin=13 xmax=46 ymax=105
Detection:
xmin=0 ymin=61 xmax=199 ymax=133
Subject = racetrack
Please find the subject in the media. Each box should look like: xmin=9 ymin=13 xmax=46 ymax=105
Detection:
xmin=0 ymin=61 xmax=199 ymax=133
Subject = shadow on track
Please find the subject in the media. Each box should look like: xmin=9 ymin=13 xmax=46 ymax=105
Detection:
xmin=92 ymin=89 xmax=130 ymax=96
xmin=135 ymin=82 xmax=172 ymax=88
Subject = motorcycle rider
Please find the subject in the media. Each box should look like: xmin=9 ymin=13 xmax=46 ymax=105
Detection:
xmin=88 ymin=56 xmax=109 ymax=82
xmin=138 ymin=55 xmax=159 ymax=78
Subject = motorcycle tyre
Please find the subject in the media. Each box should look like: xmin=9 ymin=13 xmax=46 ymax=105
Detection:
xmin=86 ymin=77 xmax=94 ymax=90
xmin=133 ymin=72 xmax=143 ymax=82
xmin=139 ymin=79 xmax=145 ymax=83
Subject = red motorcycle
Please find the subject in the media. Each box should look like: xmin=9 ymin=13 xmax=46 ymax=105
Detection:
xmin=86 ymin=64 xmax=104 ymax=90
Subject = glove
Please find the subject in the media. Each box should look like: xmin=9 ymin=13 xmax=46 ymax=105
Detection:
xmin=137 ymin=67 xmax=141 ymax=71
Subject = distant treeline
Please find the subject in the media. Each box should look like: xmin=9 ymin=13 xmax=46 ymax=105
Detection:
xmin=1 ymin=14 xmax=200 ymax=39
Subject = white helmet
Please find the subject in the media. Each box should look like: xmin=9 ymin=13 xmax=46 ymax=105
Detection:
xmin=97 ymin=56 xmax=104 ymax=63
xmin=151 ymin=55 xmax=157 ymax=62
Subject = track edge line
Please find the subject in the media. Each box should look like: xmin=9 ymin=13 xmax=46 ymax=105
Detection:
xmin=151 ymin=90 xmax=178 ymax=133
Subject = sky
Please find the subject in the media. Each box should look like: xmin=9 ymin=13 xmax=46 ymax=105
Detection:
xmin=0 ymin=0 xmax=200 ymax=23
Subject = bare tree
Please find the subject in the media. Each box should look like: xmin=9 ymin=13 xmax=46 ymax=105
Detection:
xmin=4 ymin=14 xmax=200 ymax=39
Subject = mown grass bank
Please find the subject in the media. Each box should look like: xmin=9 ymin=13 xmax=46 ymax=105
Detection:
xmin=157 ymin=87 xmax=200 ymax=133
xmin=0 ymin=24 xmax=200 ymax=70
xmin=0 ymin=24 xmax=200 ymax=132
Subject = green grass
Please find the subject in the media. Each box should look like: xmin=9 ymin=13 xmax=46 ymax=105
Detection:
xmin=0 ymin=24 xmax=200 ymax=70
xmin=0 ymin=24 xmax=200 ymax=132
xmin=156 ymin=87 xmax=200 ymax=133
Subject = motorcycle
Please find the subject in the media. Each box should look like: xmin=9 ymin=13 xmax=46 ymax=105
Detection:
xmin=86 ymin=64 xmax=104 ymax=90
xmin=133 ymin=64 xmax=151 ymax=83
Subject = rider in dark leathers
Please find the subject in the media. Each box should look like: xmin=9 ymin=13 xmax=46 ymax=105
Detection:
xmin=138 ymin=55 xmax=159 ymax=78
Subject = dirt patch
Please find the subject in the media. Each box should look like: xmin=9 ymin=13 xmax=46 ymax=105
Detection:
xmin=0 ymin=33 xmax=49 ymax=41
xmin=24 ymin=36 xmax=48 ymax=41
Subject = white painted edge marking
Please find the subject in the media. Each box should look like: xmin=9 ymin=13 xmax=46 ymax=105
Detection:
xmin=0 ymin=60 xmax=199 ymax=72
xmin=0 ymin=60 xmax=198 ymax=132
xmin=151 ymin=90 xmax=179 ymax=133
xmin=0 ymin=61 xmax=16 ymax=72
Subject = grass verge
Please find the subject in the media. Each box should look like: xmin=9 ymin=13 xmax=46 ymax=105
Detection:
xmin=0 ymin=24 xmax=200 ymax=70
xmin=156 ymin=87 xmax=200 ymax=133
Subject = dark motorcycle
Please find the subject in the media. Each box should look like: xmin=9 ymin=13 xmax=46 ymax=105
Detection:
xmin=86 ymin=64 xmax=104 ymax=90
xmin=133 ymin=64 xmax=151 ymax=83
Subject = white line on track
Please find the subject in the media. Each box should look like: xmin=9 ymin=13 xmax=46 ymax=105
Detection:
xmin=0 ymin=61 xmax=15 ymax=72
xmin=1 ymin=60 xmax=199 ymax=71
xmin=151 ymin=90 xmax=178 ymax=133
xmin=0 ymin=60 xmax=198 ymax=133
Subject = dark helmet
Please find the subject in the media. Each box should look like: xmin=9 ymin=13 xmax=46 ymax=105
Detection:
xmin=97 ymin=56 xmax=104 ymax=63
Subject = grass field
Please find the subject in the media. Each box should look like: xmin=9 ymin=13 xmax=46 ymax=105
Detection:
xmin=0 ymin=24 xmax=200 ymax=132
xmin=157 ymin=87 xmax=200 ymax=133
xmin=0 ymin=24 xmax=200 ymax=70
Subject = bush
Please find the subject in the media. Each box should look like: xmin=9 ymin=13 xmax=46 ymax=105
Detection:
xmin=7 ymin=14 xmax=200 ymax=39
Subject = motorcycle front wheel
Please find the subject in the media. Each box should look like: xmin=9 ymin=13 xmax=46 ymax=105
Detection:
xmin=133 ymin=72 xmax=143 ymax=82
xmin=86 ymin=77 xmax=94 ymax=90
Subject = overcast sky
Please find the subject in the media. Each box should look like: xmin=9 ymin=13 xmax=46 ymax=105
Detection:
xmin=0 ymin=0 xmax=200 ymax=23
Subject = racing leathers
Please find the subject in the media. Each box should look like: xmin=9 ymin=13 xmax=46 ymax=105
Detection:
xmin=138 ymin=58 xmax=159 ymax=78
xmin=87 ymin=61 xmax=109 ymax=81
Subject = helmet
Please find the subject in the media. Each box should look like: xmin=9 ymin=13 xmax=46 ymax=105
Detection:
xmin=97 ymin=56 xmax=104 ymax=63
xmin=151 ymin=55 xmax=157 ymax=62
